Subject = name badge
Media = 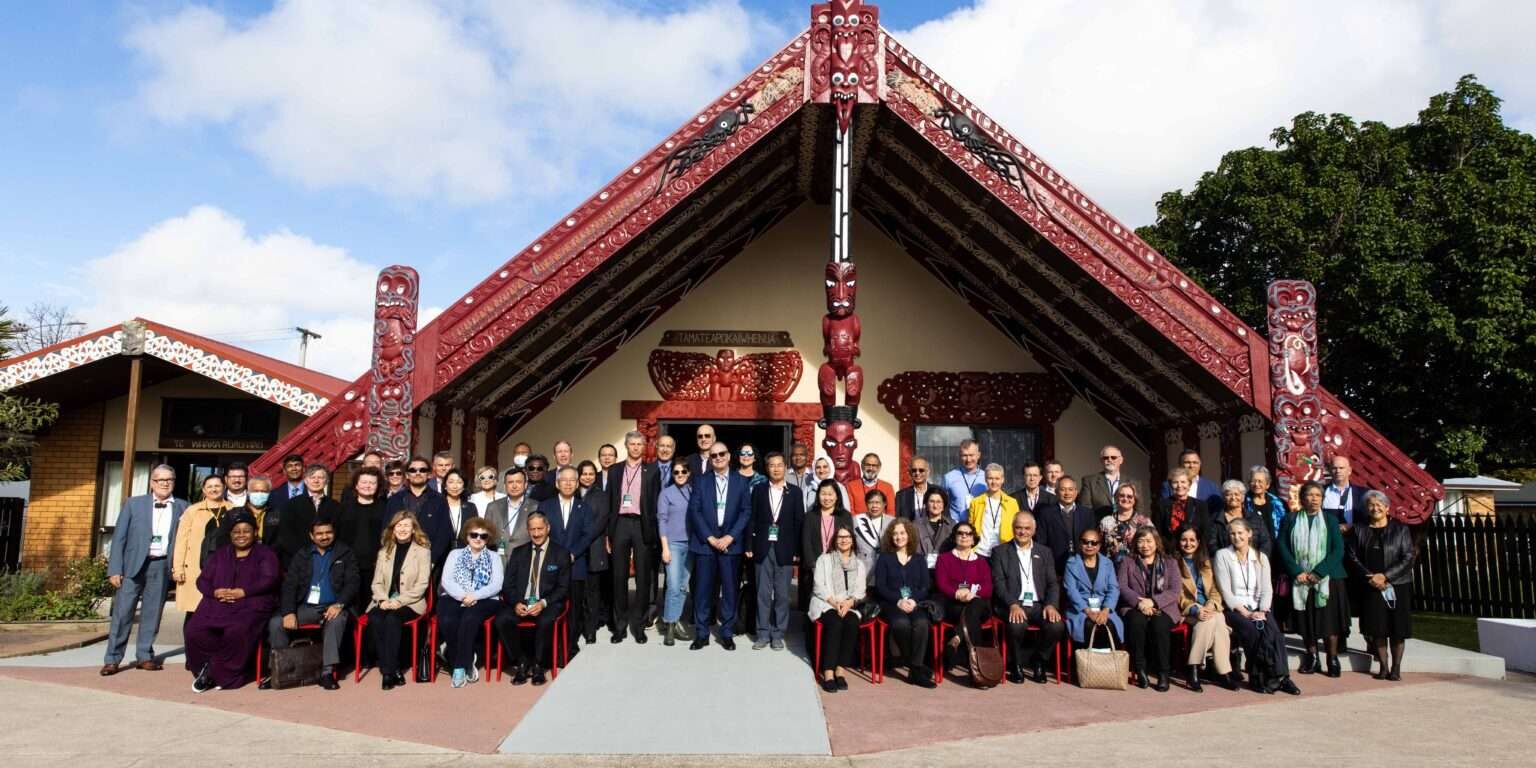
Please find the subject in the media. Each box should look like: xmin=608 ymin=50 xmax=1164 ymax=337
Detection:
xmin=1021 ymin=590 xmax=1035 ymax=606
xmin=150 ymin=535 xmax=163 ymax=545
xmin=767 ymin=524 xmax=779 ymax=542
xmin=926 ymin=553 xmax=938 ymax=569
xmin=899 ymin=586 xmax=912 ymax=600
xmin=716 ymin=501 xmax=726 ymax=514
xmin=623 ymin=494 xmax=633 ymax=508
xmin=306 ymin=585 xmax=322 ymax=605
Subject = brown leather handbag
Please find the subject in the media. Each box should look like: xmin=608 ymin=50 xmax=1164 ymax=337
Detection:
xmin=961 ymin=620 xmax=1004 ymax=689
xmin=1073 ymin=624 xmax=1130 ymax=690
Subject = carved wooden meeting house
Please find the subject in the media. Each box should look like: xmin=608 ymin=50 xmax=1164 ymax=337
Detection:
xmin=237 ymin=1 xmax=1440 ymax=522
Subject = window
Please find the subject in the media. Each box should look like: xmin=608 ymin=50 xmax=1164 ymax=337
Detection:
xmin=915 ymin=425 xmax=1041 ymax=477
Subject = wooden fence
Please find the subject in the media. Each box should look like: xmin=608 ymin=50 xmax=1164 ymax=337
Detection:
xmin=1414 ymin=514 xmax=1536 ymax=618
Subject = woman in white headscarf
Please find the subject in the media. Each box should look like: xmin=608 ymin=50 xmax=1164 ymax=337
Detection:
xmin=804 ymin=453 xmax=851 ymax=511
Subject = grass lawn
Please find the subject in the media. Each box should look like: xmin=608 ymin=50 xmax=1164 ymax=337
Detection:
xmin=1411 ymin=612 xmax=1479 ymax=651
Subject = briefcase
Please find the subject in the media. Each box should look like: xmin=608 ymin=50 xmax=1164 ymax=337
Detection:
xmin=1073 ymin=625 xmax=1130 ymax=690
xmin=270 ymin=638 xmax=323 ymax=689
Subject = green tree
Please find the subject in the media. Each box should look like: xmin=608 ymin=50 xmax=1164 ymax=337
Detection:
xmin=0 ymin=305 xmax=60 ymax=481
xmin=1138 ymin=76 xmax=1536 ymax=477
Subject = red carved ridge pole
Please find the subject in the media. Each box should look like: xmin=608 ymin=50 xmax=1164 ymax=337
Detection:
xmin=1268 ymin=280 xmax=1325 ymax=500
xmin=811 ymin=0 xmax=878 ymax=482
xmin=366 ymin=266 xmax=419 ymax=462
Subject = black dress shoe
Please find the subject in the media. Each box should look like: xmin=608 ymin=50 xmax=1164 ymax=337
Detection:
xmin=1188 ymin=665 xmax=1203 ymax=693
xmin=511 ymin=665 xmax=529 ymax=685
xmin=1299 ymin=653 xmax=1318 ymax=675
xmin=1386 ymin=669 xmax=1402 ymax=682
xmin=664 ymin=628 xmax=676 ymax=647
xmin=1006 ymin=668 xmax=1026 ymax=684
xmin=382 ymin=674 xmax=396 ymax=691
xmin=1032 ymin=661 xmax=1048 ymax=684
xmin=318 ymin=671 xmax=340 ymax=690
xmin=530 ymin=666 xmax=547 ymax=686
xmin=1278 ymin=676 xmax=1302 ymax=695
xmin=820 ymin=678 xmax=838 ymax=692
xmin=610 ymin=632 xmax=625 ymax=644
xmin=834 ymin=676 xmax=849 ymax=690
xmin=912 ymin=667 xmax=936 ymax=688
xmin=719 ymin=636 xmax=736 ymax=651
xmin=1152 ymin=673 xmax=1170 ymax=692
xmin=1325 ymin=655 xmax=1342 ymax=678
xmin=632 ymin=626 xmax=647 ymax=644
xmin=584 ymin=633 xmax=597 ymax=645
xmin=1135 ymin=670 xmax=1150 ymax=689
xmin=690 ymin=637 xmax=709 ymax=650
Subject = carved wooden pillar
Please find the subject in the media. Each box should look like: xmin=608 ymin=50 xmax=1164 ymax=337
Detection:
xmin=429 ymin=402 xmax=451 ymax=456
xmin=636 ymin=418 xmax=660 ymax=461
xmin=365 ymin=266 xmax=418 ymax=462
xmin=1268 ymin=280 xmax=1325 ymax=499
xmin=457 ymin=409 xmax=475 ymax=471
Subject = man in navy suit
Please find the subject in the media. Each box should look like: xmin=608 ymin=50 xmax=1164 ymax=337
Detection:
xmin=384 ymin=457 xmax=455 ymax=569
xmin=538 ymin=466 xmax=594 ymax=646
xmin=494 ymin=512 xmax=570 ymax=685
xmin=1036 ymin=476 xmax=1098 ymax=577
xmin=687 ymin=441 xmax=751 ymax=650
xmin=1323 ymin=455 xmax=1371 ymax=530
xmin=1160 ymin=449 xmax=1224 ymax=512
xmin=101 ymin=464 xmax=187 ymax=675
xmin=271 ymin=453 xmax=307 ymax=507
xmin=747 ymin=452 xmax=804 ymax=650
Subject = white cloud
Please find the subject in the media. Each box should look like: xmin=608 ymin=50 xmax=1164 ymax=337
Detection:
xmin=77 ymin=205 xmax=381 ymax=377
xmin=125 ymin=0 xmax=782 ymax=203
xmin=895 ymin=0 xmax=1536 ymax=225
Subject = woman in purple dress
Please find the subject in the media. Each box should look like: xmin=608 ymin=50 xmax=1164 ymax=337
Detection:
xmin=186 ymin=511 xmax=279 ymax=692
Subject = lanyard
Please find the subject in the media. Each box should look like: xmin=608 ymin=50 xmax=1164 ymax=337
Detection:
xmin=769 ymin=485 xmax=784 ymax=522
xmin=1237 ymin=554 xmax=1256 ymax=602
xmin=623 ymin=463 xmax=642 ymax=497
xmin=986 ymin=496 xmax=1002 ymax=529
xmin=715 ymin=474 xmax=729 ymax=504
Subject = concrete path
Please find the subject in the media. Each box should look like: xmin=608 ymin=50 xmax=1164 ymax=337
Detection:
xmin=501 ymin=621 xmax=831 ymax=755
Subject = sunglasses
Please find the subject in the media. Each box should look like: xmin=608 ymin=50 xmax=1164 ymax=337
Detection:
xmin=528 ymin=466 xmax=547 ymax=472
xmin=909 ymin=468 xmax=928 ymax=474
xmin=1079 ymin=539 xmax=1101 ymax=546
xmin=673 ymin=469 xmax=690 ymax=476
xmin=709 ymin=451 xmax=729 ymax=458
xmin=407 ymin=467 xmax=429 ymax=474
xmin=478 ymin=474 xmax=495 ymax=481
xmin=739 ymin=451 xmax=754 ymax=457
xmin=955 ymin=530 xmax=975 ymax=537
xmin=466 ymin=532 xmax=490 ymax=541
xmin=1101 ymin=455 xmax=1121 ymax=461
xmin=387 ymin=470 xmax=404 ymax=476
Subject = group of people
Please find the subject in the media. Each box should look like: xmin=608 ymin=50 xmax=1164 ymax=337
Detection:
xmin=99 ymin=432 xmax=1416 ymax=697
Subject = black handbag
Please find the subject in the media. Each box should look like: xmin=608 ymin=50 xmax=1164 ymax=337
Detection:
xmin=270 ymin=639 xmax=323 ymax=689
xmin=415 ymin=627 xmax=435 ymax=683
xmin=918 ymin=599 xmax=943 ymax=623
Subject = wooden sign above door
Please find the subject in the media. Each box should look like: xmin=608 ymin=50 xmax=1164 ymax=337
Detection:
xmin=659 ymin=330 xmax=793 ymax=348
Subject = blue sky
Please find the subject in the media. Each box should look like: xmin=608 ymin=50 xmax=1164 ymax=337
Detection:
xmin=3 ymin=1 xmax=1532 ymax=377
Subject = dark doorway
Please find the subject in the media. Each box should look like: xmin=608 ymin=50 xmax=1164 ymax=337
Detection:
xmin=662 ymin=421 xmax=791 ymax=469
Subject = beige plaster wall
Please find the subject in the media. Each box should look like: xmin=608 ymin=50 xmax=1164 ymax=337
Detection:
xmin=498 ymin=206 xmax=1147 ymax=485
xmin=99 ymin=373 xmax=306 ymax=453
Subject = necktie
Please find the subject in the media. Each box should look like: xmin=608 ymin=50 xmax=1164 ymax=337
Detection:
xmin=528 ymin=546 xmax=543 ymax=601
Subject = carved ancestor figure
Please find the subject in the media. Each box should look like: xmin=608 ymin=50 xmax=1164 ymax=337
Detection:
xmin=818 ymin=261 xmax=862 ymax=412
xmin=647 ymin=348 xmax=802 ymax=402
xmin=822 ymin=419 xmax=859 ymax=482
xmin=1268 ymin=280 xmax=1325 ymax=494
xmin=366 ymin=266 xmax=419 ymax=461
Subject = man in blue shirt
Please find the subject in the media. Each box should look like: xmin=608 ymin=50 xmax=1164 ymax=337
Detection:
xmin=942 ymin=439 xmax=987 ymax=523
xmin=266 ymin=517 xmax=358 ymax=690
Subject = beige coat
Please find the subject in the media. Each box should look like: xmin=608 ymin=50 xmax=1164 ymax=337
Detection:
xmin=171 ymin=501 xmax=231 ymax=612
xmin=369 ymin=541 xmax=432 ymax=615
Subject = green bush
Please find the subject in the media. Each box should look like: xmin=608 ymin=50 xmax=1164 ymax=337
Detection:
xmin=0 ymin=558 xmax=109 ymax=621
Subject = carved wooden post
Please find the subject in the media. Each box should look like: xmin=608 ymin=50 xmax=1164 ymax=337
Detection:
xmin=811 ymin=0 xmax=879 ymax=482
xmin=365 ymin=266 xmax=419 ymax=462
xmin=1267 ymin=280 xmax=1325 ymax=500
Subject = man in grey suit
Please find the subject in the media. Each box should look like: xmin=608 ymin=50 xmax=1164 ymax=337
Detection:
xmin=1078 ymin=444 xmax=1146 ymax=515
xmin=101 ymin=464 xmax=187 ymax=676
xmin=484 ymin=467 xmax=537 ymax=563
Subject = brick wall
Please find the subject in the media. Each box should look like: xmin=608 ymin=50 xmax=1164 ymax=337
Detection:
xmin=22 ymin=401 xmax=105 ymax=580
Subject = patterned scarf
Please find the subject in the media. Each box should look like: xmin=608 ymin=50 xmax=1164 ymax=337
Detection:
xmin=454 ymin=548 xmax=494 ymax=592
xmin=1291 ymin=512 xmax=1329 ymax=609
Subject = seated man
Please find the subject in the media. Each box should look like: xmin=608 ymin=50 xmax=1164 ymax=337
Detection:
xmin=990 ymin=510 xmax=1067 ymax=684
xmin=265 ymin=516 xmax=359 ymax=690
xmin=495 ymin=512 xmax=570 ymax=685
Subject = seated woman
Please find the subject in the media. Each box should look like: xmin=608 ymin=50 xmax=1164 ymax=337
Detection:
xmin=1346 ymin=490 xmax=1416 ymax=681
xmin=185 ymin=511 xmax=279 ymax=693
xmin=438 ymin=516 xmax=504 ymax=688
xmin=810 ymin=525 xmax=866 ymax=693
xmin=1116 ymin=526 xmax=1181 ymax=691
xmin=1279 ymin=481 xmax=1349 ymax=678
xmin=1214 ymin=518 xmax=1300 ymax=695
xmin=1064 ymin=528 xmax=1122 ymax=651
xmin=933 ymin=523 xmax=993 ymax=682
xmin=367 ymin=511 xmax=433 ymax=690
xmin=873 ymin=518 xmax=934 ymax=688
xmin=1175 ymin=526 xmax=1233 ymax=691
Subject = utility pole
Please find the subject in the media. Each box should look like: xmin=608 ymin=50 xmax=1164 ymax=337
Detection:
xmin=295 ymin=326 xmax=322 ymax=368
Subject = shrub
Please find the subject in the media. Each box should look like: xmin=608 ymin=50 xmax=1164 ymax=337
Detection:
xmin=0 ymin=558 xmax=109 ymax=621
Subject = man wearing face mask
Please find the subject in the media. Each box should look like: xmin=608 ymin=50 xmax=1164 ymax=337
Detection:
xmin=510 ymin=442 xmax=533 ymax=468
xmin=843 ymin=453 xmax=895 ymax=516
xmin=223 ymin=476 xmax=277 ymax=549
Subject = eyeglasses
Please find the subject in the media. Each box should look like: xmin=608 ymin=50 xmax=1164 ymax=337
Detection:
xmin=709 ymin=451 xmax=729 ymax=458
xmin=739 ymin=450 xmax=754 ymax=457
xmin=407 ymin=467 xmax=429 ymax=474
xmin=1079 ymin=539 xmax=1101 ymax=546
xmin=528 ymin=466 xmax=547 ymax=472
xmin=387 ymin=470 xmax=404 ymax=476
xmin=478 ymin=474 xmax=495 ymax=481
xmin=672 ymin=469 xmax=690 ymax=476
xmin=955 ymin=530 xmax=975 ymax=537
xmin=151 ymin=477 xmax=174 ymax=483
xmin=1101 ymin=455 xmax=1121 ymax=461
xmin=466 ymin=532 xmax=489 ymax=541
xmin=909 ymin=468 xmax=928 ymax=474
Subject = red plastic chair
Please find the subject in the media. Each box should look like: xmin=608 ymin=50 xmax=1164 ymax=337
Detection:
xmin=485 ymin=600 xmax=572 ymax=682
xmin=930 ymin=615 xmax=1006 ymax=685
xmin=352 ymin=590 xmax=434 ymax=682
xmin=812 ymin=616 xmax=886 ymax=684
xmin=255 ymin=621 xmax=323 ymax=682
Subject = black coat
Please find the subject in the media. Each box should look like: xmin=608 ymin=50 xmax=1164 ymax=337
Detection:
xmin=1206 ymin=508 xmax=1274 ymax=558
xmin=1345 ymin=520 xmax=1416 ymax=585
xmin=1037 ymin=502 xmax=1097 ymax=576
xmin=800 ymin=510 xmax=854 ymax=569
xmin=278 ymin=541 xmax=360 ymax=615
xmin=748 ymin=483 xmax=804 ymax=564
xmin=1152 ymin=496 xmax=1211 ymax=545
xmin=501 ymin=539 xmax=571 ymax=610
xmin=579 ymin=486 xmax=612 ymax=572
xmin=605 ymin=461 xmax=662 ymax=547
xmin=276 ymin=494 xmax=343 ymax=567
xmin=894 ymin=484 xmax=940 ymax=521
